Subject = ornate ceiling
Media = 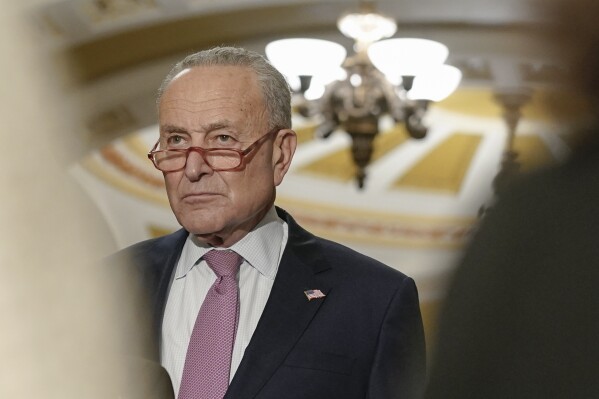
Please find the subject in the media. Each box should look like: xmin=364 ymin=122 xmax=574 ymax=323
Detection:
xmin=29 ymin=0 xmax=561 ymax=149
xmin=26 ymin=0 xmax=571 ymax=309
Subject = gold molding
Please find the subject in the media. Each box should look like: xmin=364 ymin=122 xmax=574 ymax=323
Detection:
xmin=275 ymin=196 xmax=475 ymax=224
xmin=81 ymin=154 xmax=169 ymax=206
xmin=275 ymin=196 xmax=476 ymax=249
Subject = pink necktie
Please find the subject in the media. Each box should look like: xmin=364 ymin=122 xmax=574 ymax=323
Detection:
xmin=178 ymin=250 xmax=242 ymax=399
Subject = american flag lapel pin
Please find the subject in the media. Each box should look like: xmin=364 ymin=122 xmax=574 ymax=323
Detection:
xmin=304 ymin=289 xmax=326 ymax=301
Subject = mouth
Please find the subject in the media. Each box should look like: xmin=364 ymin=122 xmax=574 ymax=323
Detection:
xmin=181 ymin=192 xmax=221 ymax=203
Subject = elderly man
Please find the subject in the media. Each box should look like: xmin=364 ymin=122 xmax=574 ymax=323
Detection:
xmin=115 ymin=46 xmax=425 ymax=399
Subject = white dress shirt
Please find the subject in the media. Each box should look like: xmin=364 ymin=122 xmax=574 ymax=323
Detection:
xmin=160 ymin=206 xmax=288 ymax=394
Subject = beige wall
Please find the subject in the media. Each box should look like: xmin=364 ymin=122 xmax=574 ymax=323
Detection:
xmin=0 ymin=2 xmax=143 ymax=398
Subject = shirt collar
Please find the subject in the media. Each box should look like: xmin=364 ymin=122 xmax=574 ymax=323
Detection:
xmin=176 ymin=206 xmax=285 ymax=280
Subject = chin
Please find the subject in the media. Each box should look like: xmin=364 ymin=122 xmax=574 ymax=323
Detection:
xmin=175 ymin=209 xmax=222 ymax=234
xmin=181 ymin=220 xmax=223 ymax=236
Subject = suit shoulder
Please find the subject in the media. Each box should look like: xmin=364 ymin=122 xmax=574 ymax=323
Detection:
xmin=108 ymin=229 xmax=187 ymax=268
xmin=316 ymin=235 xmax=412 ymax=283
xmin=279 ymin=207 xmax=413 ymax=284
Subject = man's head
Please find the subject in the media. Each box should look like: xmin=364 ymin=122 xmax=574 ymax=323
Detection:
xmin=157 ymin=47 xmax=292 ymax=130
xmin=156 ymin=47 xmax=296 ymax=247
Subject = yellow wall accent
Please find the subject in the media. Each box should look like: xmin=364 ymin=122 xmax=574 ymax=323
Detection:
xmin=294 ymin=124 xmax=318 ymax=145
xmin=436 ymin=88 xmax=501 ymax=118
xmin=394 ymin=133 xmax=482 ymax=194
xmin=298 ymin=124 xmax=410 ymax=181
xmin=123 ymin=133 xmax=154 ymax=160
xmin=523 ymin=89 xmax=591 ymax=121
xmin=436 ymin=87 xmax=591 ymax=121
xmin=148 ymin=224 xmax=174 ymax=238
xmin=276 ymin=196 xmax=475 ymax=224
xmin=513 ymin=135 xmax=555 ymax=172
xmin=420 ymin=298 xmax=443 ymax=358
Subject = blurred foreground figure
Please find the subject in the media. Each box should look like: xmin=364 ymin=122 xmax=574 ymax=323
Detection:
xmin=0 ymin=2 xmax=172 ymax=398
xmin=424 ymin=0 xmax=599 ymax=398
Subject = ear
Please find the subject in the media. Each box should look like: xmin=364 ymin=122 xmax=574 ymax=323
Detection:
xmin=272 ymin=128 xmax=297 ymax=186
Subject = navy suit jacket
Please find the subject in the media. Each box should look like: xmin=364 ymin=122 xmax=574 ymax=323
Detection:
xmin=114 ymin=207 xmax=425 ymax=399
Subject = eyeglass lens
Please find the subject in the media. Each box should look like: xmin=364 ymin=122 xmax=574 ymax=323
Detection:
xmin=154 ymin=148 xmax=242 ymax=171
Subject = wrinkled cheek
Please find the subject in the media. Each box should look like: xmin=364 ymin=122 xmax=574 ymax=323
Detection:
xmin=165 ymin=194 xmax=182 ymax=221
xmin=163 ymin=177 xmax=178 ymax=201
xmin=174 ymin=206 xmax=208 ymax=233
xmin=171 ymin=202 xmax=188 ymax=228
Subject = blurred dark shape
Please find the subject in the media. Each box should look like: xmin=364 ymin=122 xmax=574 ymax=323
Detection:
xmin=424 ymin=0 xmax=599 ymax=397
xmin=548 ymin=0 xmax=599 ymax=112
xmin=104 ymin=252 xmax=175 ymax=398
xmin=425 ymin=139 xmax=599 ymax=398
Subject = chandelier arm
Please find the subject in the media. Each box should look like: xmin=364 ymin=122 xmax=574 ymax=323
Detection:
xmin=404 ymin=101 xmax=430 ymax=139
xmin=314 ymin=120 xmax=338 ymax=139
xmin=378 ymin=76 xmax=405 ymax=122
xmin=314 ymin=82 xmax=342 ymax=138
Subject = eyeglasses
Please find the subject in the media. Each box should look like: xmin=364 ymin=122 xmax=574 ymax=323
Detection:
xmin=148 ymin=127 xmax=280 ymax=172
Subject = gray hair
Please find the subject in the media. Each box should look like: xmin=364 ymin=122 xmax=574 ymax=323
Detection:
xmin=157 ymin=46 xmax=292 ymax=129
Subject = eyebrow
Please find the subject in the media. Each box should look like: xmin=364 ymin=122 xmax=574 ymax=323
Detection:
xmin=160 ymin=124 xmax=188 ymax=134
xmin=159 ymin=120 xmax=240 ymax=137
xmin=203 ymin=121 xmax=235 ymax=133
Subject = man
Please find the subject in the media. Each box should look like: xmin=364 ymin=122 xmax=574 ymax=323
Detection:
xmin=114 ymin=46 xmax=425 ymax=399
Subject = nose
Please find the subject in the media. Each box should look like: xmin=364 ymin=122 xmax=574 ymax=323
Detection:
xmin=184 ymin=149 xmax=213 ymax=181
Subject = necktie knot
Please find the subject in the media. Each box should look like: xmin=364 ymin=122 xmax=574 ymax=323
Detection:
xmin=203 ymin=250 xmax=242 ymax=278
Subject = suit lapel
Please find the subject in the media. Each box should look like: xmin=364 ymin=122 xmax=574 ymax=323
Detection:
xmin=145 ymin=229 xmax=188 ymax=352
xmin=226 ymin=209 xmax=331 ymax=399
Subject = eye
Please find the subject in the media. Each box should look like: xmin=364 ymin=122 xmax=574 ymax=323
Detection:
xmin=216 ymin=134 xmax=232 ymax=143
xmin=166 ymin=134 xmax=186 ymax=147
xmin=211 ymin=134 xmax=239 ymax=148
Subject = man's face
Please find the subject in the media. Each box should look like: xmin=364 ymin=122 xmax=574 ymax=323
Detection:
xmin=158 ymin=65 xmax=294 ymax=247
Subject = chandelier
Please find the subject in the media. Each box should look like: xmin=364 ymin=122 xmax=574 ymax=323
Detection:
xmin=265 ymin=1 xmax=462 ymax=188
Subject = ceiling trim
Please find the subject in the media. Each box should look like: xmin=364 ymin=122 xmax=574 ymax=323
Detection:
xmin=64 ymin=2 xmax=544 ymax=82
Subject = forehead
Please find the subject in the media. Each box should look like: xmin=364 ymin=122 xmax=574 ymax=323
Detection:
xmin=158 ymin=65 xmax=267 ymax=132
xmin=160 ymin=65 xmax=264 ymax=107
